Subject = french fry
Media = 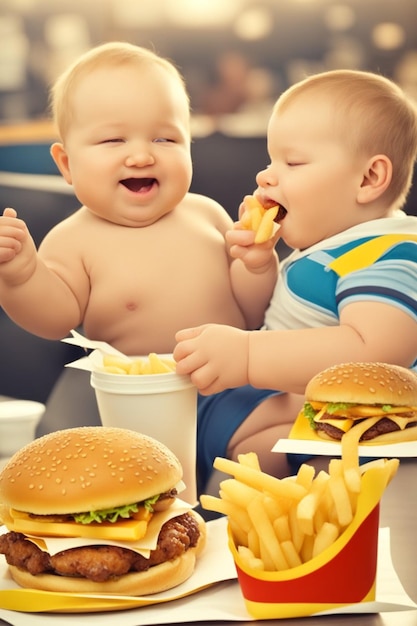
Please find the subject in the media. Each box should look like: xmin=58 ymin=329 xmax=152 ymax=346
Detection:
xmin=102 ymin=352 xmax=176 ymax=375
xmin=295 ymin=463 xmax=316 ymax=489
xmin=239 ymin=195 xmax=280 ymax=243
xmin=281 ymin=540 xmax=303 ymax=568
xmin=128 ymin=359 xmax=145 ymax=375
xmin=247 ymin=527 xmax=261 ymax=558
xmin=288 ymin=503 xmax=305 ymax=553
xmin=219 ymin=479 xmax=260 ymax=509
xmin=160 ymin=357 xmax=176 ymax=371
xmin=148 ymin=352 xmax=175 ymax=373
xmin=200 ymin=494 xmax=252 ymax=534
xmin=229 ymin=518 xmax=249 ymax=548
xmin=312 ymin=522 xmax=340 ymax=558
xmin=213 ymin=457 xmax=307 ymax=501
xmin=263 ymin=494 xmax=286 ymax=521
xmin=238 ymin=546 xmax=265 ymax=571
xmin=273 ymin=515 xmax=291 ymax=542
xmin=296 ymin=470 xmax=329 ymax=535
xmin=259 ymin=539 xmax=277 ymax=571
xmin=327 ymin=474 xmax=353 ymax=527
xmin=313 ymin=500 xmax=328 ymax=533
xmin=102 ymin=354 xmax=131 ymax=373
xmin=201 ymin=444 xmax=399 ymax=574
xmin=237 ymin=451 xmax=261 ymax=470
xmin=300 ymin=533 xmax=315 ymax=563
xmin=247 ymin=496 xmax=289 ymax=571
xmin=255 ymin=205 xmax=279 ymax=243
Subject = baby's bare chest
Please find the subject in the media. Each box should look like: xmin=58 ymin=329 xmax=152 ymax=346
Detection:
xmin=84 ymin=223 xmax=230 ymax=302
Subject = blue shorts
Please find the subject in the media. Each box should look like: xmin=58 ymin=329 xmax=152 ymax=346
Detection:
xmin=197 ymin=385 xmax=312 ymax=492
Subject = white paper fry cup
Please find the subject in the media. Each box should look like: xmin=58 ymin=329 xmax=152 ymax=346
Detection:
xmin=90 ymin=362 xmax=198 ymax=505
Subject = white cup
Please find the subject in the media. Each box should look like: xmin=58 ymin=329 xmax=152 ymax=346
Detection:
xmin=0 ymin=400 xmax=45 ymax=457
xmin=91 ymin=365 xmax=198 ymax=505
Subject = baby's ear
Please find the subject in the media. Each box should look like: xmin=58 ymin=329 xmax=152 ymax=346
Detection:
xmin=357 ymin=154 xmax=392 ymax=204
xmin=50 ymin=142 xmax=72 ymax=184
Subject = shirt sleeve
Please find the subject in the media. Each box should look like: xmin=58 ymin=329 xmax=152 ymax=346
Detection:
xmin=335 ymin=242 xmax=417 ymax=321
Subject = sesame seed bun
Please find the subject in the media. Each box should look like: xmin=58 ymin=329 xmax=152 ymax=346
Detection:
xmin=0 ymin=427 xmax=183 ymax=515
xmin=305 ymin=362 xmax=417 ymax=406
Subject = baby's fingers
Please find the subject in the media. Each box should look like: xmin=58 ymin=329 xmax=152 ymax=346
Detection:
xmin=175 ymin=325 xmax=208 ymax=342
xmin=2 ymin=207 xmax=17 ymax=218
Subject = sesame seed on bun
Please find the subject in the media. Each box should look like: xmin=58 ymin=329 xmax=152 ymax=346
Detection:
xmin=0 ymin=426 xmax=182 ymax=516
xmin=306 ymin=362 xmax=417 ymax=407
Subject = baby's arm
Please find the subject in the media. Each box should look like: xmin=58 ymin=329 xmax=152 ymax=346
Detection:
xmin=226 ymin=196 xmax=280 ymax=329
xmin=190 ymin=192 xmax=277 ymax=330
xmin=248 ymin=301 xmax=417 ymax=393
xmin=0 ymin=208 xmax=83 ymax=338
xmin=175 ymin=301 xmax=417 ymax=395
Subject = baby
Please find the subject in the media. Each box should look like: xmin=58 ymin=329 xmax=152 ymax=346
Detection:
xmin=174 ymin=69 xmax=417 ymax=489
xmin=0 ymin=41 xmax=280 ymax=446
xmin=0 ymin=42 xmax=276 ymax=356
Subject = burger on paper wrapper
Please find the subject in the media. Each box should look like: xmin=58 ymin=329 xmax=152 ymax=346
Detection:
xmin=0 ymin=427 xmax=205 ymax=595
xmin=301 ymin=362 xmax=417 ymax=443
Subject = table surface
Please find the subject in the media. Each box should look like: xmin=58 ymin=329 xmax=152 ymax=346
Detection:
xmin=0 ymin=456 xmax=415 ymax=626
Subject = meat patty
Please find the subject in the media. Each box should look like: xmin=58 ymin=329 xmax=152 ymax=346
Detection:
xmin=316 ymin=415 xmax=417 ymax=441
xmin=0 ymin=512 xmax=200 ymax=583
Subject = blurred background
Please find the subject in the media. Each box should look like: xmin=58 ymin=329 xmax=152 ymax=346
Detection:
xmin=0 ymin=0 xmax=416 ymax=126
xmin=2 ymin=0 xmax=417 ymax=211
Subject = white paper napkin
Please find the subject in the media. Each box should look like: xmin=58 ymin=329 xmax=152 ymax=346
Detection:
xmin=0 ymin=520 xmax=415 ymax=624
xmin=273 ymin=438 xmax=417 ymax=458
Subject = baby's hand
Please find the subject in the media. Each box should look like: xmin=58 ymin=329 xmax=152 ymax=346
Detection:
xmin=0 ymin=208 xmax=37 ymax=284
xmin=174 ymin=324 xmax=249 ymax=395
xmin=0 ymin=208 xmax=27 ymax=263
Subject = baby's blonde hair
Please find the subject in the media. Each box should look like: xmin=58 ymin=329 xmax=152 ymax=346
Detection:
xmin=274 ymin=69 xmax=417 ymax=209
xmin=50 ymin=41 xmax=189 ymax=140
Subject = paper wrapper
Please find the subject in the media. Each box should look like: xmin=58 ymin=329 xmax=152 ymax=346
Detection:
xmin=273 ymin=410 xmax=417 ymax=458
xmin=0 ymin=522 xmax=415 ymax=618
xmin=228 ymin=462 xmax=392 ymax=619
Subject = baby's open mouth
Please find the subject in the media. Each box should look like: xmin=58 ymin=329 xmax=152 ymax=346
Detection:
xmin=120 ymin=177 xmax=156 ymax=192
xmin=259 ymin=195 xmax=287 ymax=222
xmin=275 ymin=205 xmax=287 ymax=222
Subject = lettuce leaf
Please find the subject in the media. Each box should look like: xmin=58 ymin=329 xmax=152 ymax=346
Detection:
xmin=303 ymin=402 xmax=318 ymax=429
xmin=73 ymin=493 xmax=161 ymax=525
xmin=326 ymin=402 xmax=357 ymax=414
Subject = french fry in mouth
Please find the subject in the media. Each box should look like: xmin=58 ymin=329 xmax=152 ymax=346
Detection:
xmin=240 ymin=195 xmax=280 ymax=243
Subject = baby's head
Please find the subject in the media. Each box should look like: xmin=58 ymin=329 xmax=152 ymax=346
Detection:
xmin=50 ymin=41 xmax=190 ymax=142
xmin=273 ymin=69 xmax=417 ymax=210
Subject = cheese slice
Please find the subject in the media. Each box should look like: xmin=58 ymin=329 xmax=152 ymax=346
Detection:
xmin=3 ymin=500 xmax=192 ymax=558
xmin=388 ymin=414 xmax=417 ymax=430
xmin=7 ymin=506 xmax=152 ymax=541
xmin=312 ymin=402 xmax=416 ymax=431
xmin=314 ymin=416 xmax=353 ymax=433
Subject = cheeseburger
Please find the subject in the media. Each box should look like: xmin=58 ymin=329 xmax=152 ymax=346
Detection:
xmin=0 ymin=427 xmax=205 ymax=595
xmin=301 ymin=362 xmax=417 ymax=442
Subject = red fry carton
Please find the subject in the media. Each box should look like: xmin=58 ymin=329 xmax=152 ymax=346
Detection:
xmin=228 ymin=462 xmax=395 ymax=619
